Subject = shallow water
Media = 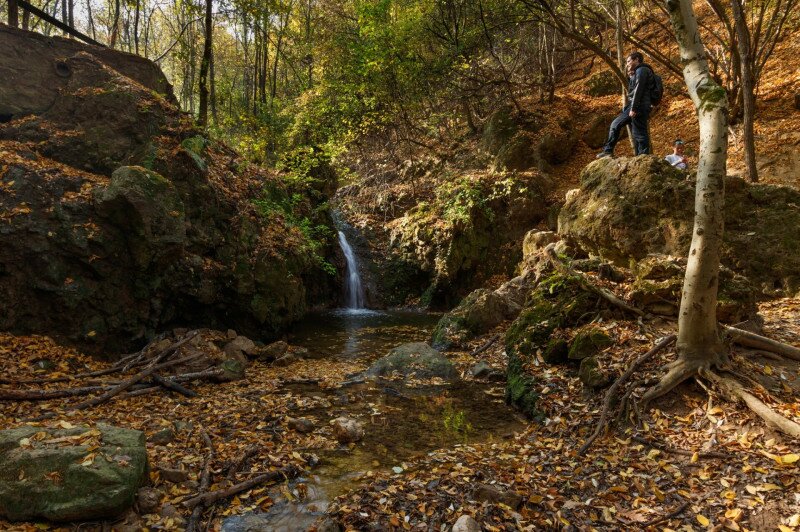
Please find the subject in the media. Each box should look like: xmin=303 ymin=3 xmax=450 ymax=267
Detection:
xmin=222 ymin=309 xmax=524 ymax=532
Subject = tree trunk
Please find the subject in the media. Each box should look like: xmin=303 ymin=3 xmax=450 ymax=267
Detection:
xmin=8 ymin=0 xmax=19 ymax=27
xmin=210 ymin=48 xmax=218 ymax=124
xmin=730 ymin=0 xmax=758 ymax=182
xmin=133 ymin=0 xmax=140 ymax=55
xmin=110 ymin=0 xmax=120 ymax=47
xmin=198 ymin=0 xmax=213 ymax=127
xmin=642 ymin=0 xmax=730 ymax=403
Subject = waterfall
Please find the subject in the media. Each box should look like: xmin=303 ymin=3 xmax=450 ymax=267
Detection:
xmin=337 ymin=230 xmax=366 ymax=309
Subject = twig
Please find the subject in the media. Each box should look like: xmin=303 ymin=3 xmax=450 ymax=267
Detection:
xmin=642 ymin=500 xmax=689 ymax=527
xmin=471 ymin=334 xmax=500 ymax=356
xmin=629 ymin=434 xmax=728 ymax=459
xmin=186 ymin=429 xmax=215 ymax=532
xmin=578 ymin=335 xmax=676 ymax=455
xmin=0 ymin=384 xmax=108 ymax=401
xmin=182 ymin=465 xmax=301 ymax=509
xmin=226 ymin=445 xmax=260 ymax=480
xmin=723 ymin=326 xmax=800 ymax=361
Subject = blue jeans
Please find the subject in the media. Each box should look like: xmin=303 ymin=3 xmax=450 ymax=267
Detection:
xmin=603 ymin=108 xmax=651 ymax=155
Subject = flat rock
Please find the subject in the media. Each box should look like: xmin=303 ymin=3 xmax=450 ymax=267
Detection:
xmin=0 ymin=423 xmax=148 ymax=521
xmin=452 ymin=515 xmax=481 ymax=532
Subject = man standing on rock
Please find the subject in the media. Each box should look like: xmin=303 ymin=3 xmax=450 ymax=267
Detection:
xmin=597 ymin=52 xmax=657 ymax=158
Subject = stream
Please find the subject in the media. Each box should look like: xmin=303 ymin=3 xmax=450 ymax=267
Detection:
xmin=222 ymin=309 xmax=525 ymax=531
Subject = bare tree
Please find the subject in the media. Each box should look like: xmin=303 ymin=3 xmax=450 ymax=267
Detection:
xmin=198 ymin=0 xmax=213 ymax=126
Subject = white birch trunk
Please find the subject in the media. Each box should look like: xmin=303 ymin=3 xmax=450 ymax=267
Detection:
xmin=667 ymin=0 xmax=729 ymax=365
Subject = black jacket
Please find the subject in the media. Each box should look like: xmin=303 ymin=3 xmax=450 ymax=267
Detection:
xmin=628 ymin=63 xmax=654 ymax=112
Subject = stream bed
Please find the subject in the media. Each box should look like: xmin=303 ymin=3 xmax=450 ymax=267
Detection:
xmin=222 ymin=309 xmax=525 ymax=532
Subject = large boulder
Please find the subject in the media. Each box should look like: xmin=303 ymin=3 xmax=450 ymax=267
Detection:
xmin=367 ymin=342 xmax=458 ymax=381
xmin=559 ymin=156 xmax=800 ymax=295
xmin=0 ymin=424 xmax=148 ymax=521
xmin=0 ymin=24 xmax=174 ymax=120
xmin=584 ymin=71 xmax=619 ymax=97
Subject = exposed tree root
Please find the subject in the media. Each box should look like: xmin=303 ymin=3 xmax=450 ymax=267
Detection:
xmin=704 ymin=371 xmax=800 ymax=439
xmin=724 ymin=326 xmax=800 ymax=361
xmin=639 ymin=357 xmax=712 ymax=407
xmin=578 ymin=334 xmax=676 ymax=455
xmin=545 ymin=246 xmax=644 ymax=317
xmin=641 ymin=500 xmax=689 ymax=528
xmin=629 ymin=434 xmax=728 ymax=459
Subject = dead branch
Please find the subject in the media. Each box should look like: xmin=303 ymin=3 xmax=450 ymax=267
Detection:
xmin=471 ymin=334 xmax=500 ymax=356
xmin=0 ymin=384 xmax=108 ymax=401
xmin=186 ymin=429 xmax=215 ymax=532
xmin=629 ymin=434 xmax=728 ymax=459
xmin=182 ymin=464 xmax=301 ymax=509
xmin=724 ymin=326 xmax=800 ymax=361
xmin=641 ymin=500 xmax=689 ymax=527
xmin=152 ymin=374 xmax=197 ymax=398
xmin=226 ymin=445 xmax=260 ymax=480
xmin=578 ymin=334 xmax=677 ymax=455
xmin=704 ymin=371 xmax=800 ymax=439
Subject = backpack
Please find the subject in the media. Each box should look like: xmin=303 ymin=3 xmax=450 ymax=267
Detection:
xmin=649 ymin=68 xmax=664 ymax=105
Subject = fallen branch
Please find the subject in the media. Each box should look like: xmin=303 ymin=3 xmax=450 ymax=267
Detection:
xmin=704 ymin=371 xmax=800 ymax=439
xmin=724 ymin=326 xmax=800 ymax=361
xmin=226 ymin=445 xmax=260 ymax=480
xmin=182 ymin=464 xmax=301 ymax=509
xmin=629 ymin=434 xmax=727 ymax=459
xmin=471 ymin=334 xmax=500 ymax=357
xmin=152 ymin=374 xmax=197 ymax=398
xmin=186 ymin=429 xmax=215 ymax=532
xmin=0 ymin=384 xmax=108 ymax=401
xmin=641 ymin=500 xmax=689 ymax=527
xmin=579 ymin=334 xmax=676 ymax=455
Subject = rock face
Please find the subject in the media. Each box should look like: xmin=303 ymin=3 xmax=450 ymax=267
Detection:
xmin=388 ymin=172 xmax=549 ymax=305
xmin=0 ymin=424 xmax=148 ymax=521
xmin=0 ymin=24 xmax=174 ymax=119
xmin=559 ymin=156 xmax=800 ymax=295
xmin=367 ymin=342 xmax=458 ymax=380
xmin=0 ymin=28 xmax=337 ymax=352
xmin=431 ymin=288 xmax=517 ymax=350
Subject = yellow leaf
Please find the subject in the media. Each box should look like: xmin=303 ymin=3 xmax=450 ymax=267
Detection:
xmin=58 ymin=421 xmax=74 ymax=429
xmin=761 ymin=483 xmax=781 ymax=491
xmin=529 ymin=495 xmax=543 ymax=504
xmin=697 ymin=514 xmax=710 ymax=527
xmin=763 ymin=365 xmax=773 ymax=375
xmin=777 ymin=526 xmax=792 ymax=532
xmin=691 ymin=452 xmax=699 ymax=463
xmin=781 ymin=453 xmax=800 ymax=464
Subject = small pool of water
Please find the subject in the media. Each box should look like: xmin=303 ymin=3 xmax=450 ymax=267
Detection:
xmin=222 ymin=309 xmax=525 ymax=532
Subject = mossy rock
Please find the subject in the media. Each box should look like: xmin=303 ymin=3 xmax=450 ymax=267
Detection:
xmin=568 ymin=326 xmax=613 ymax=361
xmin=585 ymin=71 xmax=620 ymax=97
xmin=539 ymin=130 xmax=578 ymax=165
xmin=504 ymin=273 xmax=605 ymax=415
xmin=431 ymin=288 xmax=512 ymax=350
xmin=560 ymin=156 xmax=800 ymax=296
xmin=180 ymin=135 xmax=208 ymax=173
xmin=542 ymin=337 xmax=568 ymax=364
xmin=481 ymin=105 xmax=517 ymax=153
xmin=578 ymin=356 xmax=609 ymax=389
xmin=367 ymin=342 xmax=458 ymax=381
xmin=0 ymin=424 xmax=147 ymax=521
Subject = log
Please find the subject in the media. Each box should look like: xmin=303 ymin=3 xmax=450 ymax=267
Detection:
xmin=0 ymin=384 xmax=108 ymax=401
xmin=186 ymin=429 xmax=214 ymax=532
xmin=183 ymin=465 xmax=301 ymax=509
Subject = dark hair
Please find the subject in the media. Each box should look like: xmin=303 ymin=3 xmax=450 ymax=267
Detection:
xmin=627 ymin=51 xmax=644 ymax=63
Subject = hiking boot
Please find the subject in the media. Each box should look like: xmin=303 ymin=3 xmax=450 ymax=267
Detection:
xmin=596 ymin=151 xmax=612 ymax=159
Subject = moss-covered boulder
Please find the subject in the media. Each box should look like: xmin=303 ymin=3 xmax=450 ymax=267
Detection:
xmin=504 ymin=273 xmax=605 ymax=416
xmin=367 ymin=342 xmax=458 ymax=381
xmin=0 ymin=424 xmax=147 ymax=522
xmin=568 ymin=326 xmax=613 ymax=361
xmin=431 ymin=288 xmax=515 ymax=350
xmin=630 ymin=255 xmax=757 ymax=322
xmin=584 ymin=71 xmax=619 ymax=97
xmin=578 ymin=356 xmax=609 ymax=389
xmin=559 ymin=157 xmax=800 ymax=295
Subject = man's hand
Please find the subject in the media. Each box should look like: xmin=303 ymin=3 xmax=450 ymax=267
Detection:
xmin=629 ymin=109 xmax=638 ymax=117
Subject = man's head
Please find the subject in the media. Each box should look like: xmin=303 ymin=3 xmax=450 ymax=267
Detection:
xmin=673 ymin=139 xmax=685 ymax=155
xmin=626 ymin=51 xmax=644 ymax=71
